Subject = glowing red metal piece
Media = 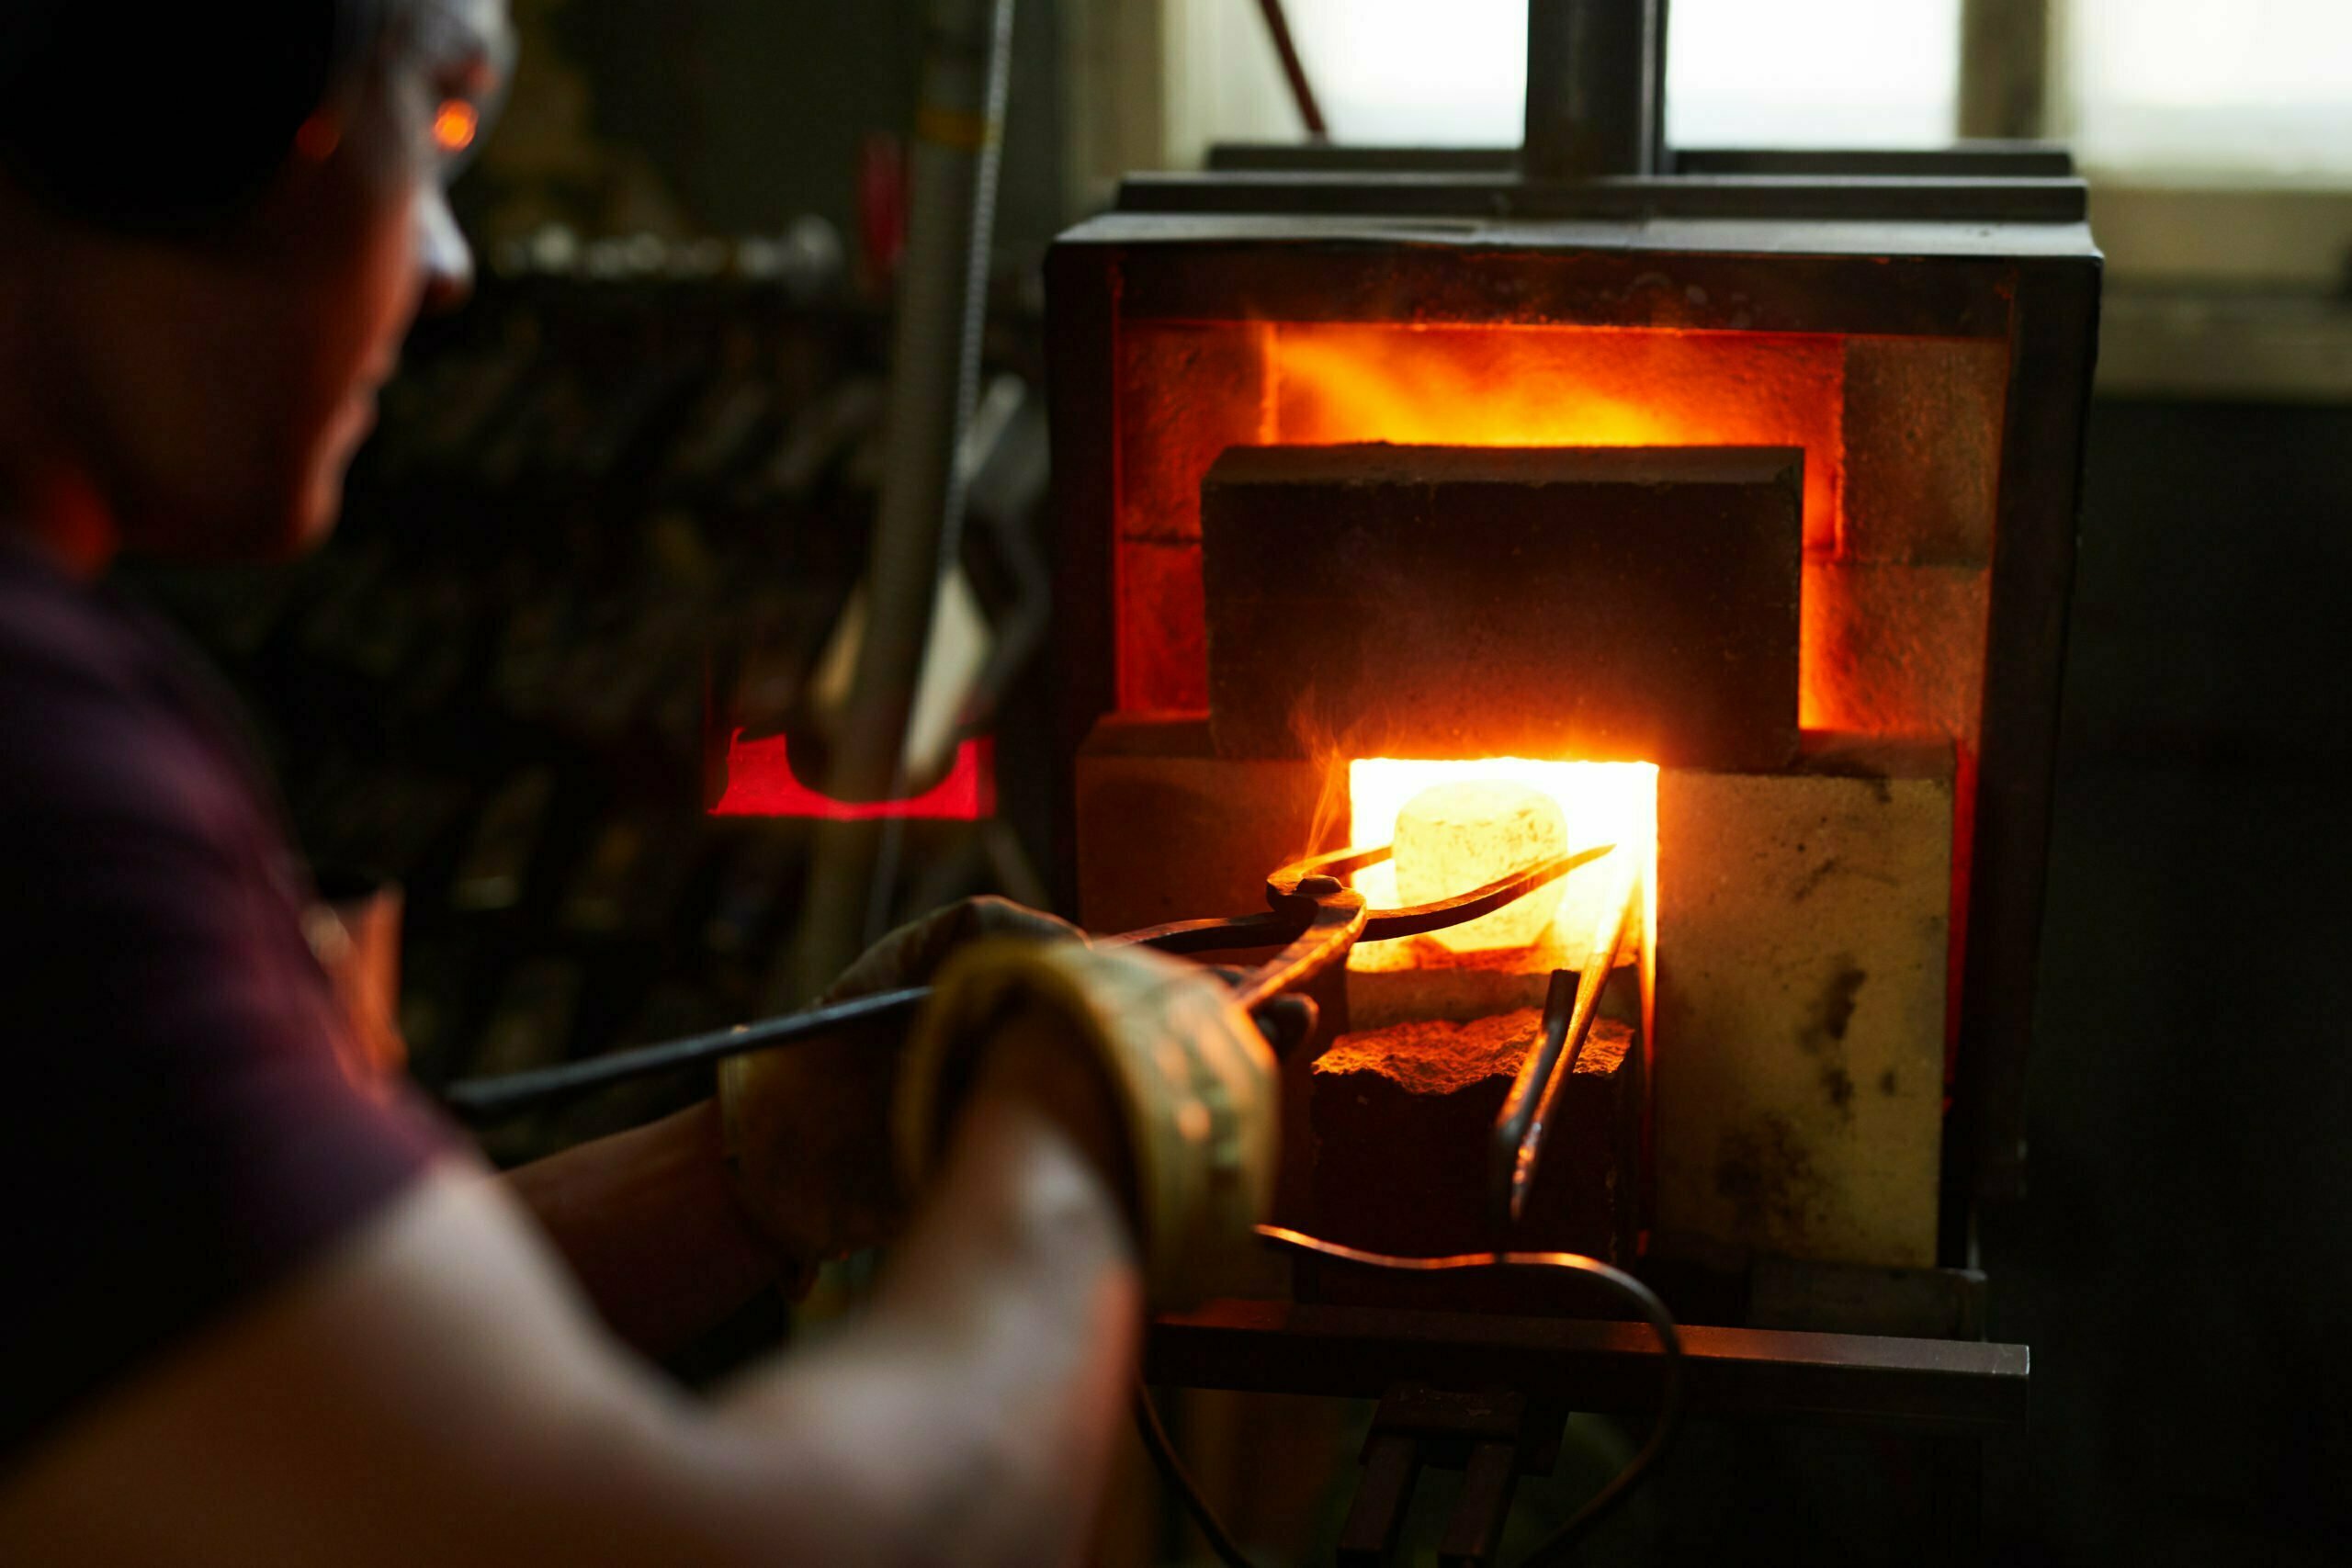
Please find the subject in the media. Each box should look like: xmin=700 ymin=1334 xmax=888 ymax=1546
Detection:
xmin=709 ymin=730 xmax=994 ymax=821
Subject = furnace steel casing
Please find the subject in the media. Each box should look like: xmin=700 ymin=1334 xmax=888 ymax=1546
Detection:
xmin=1046 ymin=196 xmax=2100 ymax=1270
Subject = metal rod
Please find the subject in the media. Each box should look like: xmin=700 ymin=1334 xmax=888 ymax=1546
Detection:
xmin=440 ymin=987 xmax=929 ymax=1122
xmin=1147 ymin=1299 xmax=2029 ymax=1435
xmin=1522 ymin=0 xmax=1664 ymax=179
xmin=1252 ymin=0 xmax=1328 ymax=140
xmin=1958 ymin=0 xmax=2050 ymax=141
xmin=780 ymin=0 xmax=1017 ymax=1010
xmin=1490 ymin=970 xmax=1584 ymax=1235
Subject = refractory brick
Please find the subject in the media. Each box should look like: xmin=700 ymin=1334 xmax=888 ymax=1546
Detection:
xmin=1840 ymin=336 xmax=2007 ymax=567
xmin=1201 ymin=444 xmax=1804 ymax=768
xmin=1652 ymin=735 xmax=1954 ymax=1269
xmin=1073 ymin=715 xmax=1335 ymax=938
xmin=1310 ymin=1007 xmax=1640 ymax=1265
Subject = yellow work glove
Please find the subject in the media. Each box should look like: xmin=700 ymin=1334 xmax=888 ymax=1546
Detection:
xmin=718 ymin=897 xmax=1080 ymax=1287
xmin=893 ymin=939 xmax=1279 ymax=1308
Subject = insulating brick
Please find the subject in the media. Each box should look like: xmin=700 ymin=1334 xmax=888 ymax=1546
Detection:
xmin=1840 ymin=337 xmax=2007 ymax=567
xmin=1115 ymin=539 xmax=1211 ymax=715
xmin=1073 ymin=715 xmax=1334 ymax=940
xmin=1201 ymin=444 xmax=1804 ymax=768
xmin=1310 ymin=1008 xmax=1640 ymax=1269
xmin=1116 ymin=321 xmax=1269 ymax=544
xmin=1652 ymin=736 xmax=1953 ymax=1269
xmin=1800 ymin=559 xmax=1990 ymax=748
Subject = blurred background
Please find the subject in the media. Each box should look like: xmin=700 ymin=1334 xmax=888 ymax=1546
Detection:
xmin=126 ymin=1 xmax=2352 ymax=1562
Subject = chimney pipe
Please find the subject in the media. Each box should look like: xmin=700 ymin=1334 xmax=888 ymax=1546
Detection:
xmin=1523 ymin=0 xmax=1668 ymax=180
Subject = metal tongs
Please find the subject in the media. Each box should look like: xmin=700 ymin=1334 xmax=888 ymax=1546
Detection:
xmin=1489 ymin=866 xmax=1641 ymax=1240
xmin=442 ymin=839 xmax=1617 ymax=1126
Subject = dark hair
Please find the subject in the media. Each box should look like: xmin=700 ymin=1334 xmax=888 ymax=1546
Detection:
xmin=0 ymin=0 xmax=383 ymax=233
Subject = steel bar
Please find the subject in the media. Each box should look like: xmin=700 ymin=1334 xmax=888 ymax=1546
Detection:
xmin=1439 ymin=1441 xmax=1521 ymax=1566
xmin=1146 ymin=1300 xmax=2030 ymax=1436
xmin=1336 ymin=1432 xmax=1419 ymax=1565
xmin=440 ymin=987 xmax=929 ymax=1122
xmin=1204 ymin=142 xmax=2076 ymax=177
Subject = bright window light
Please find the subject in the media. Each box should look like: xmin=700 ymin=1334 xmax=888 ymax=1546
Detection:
xmin=2065 ymin=0 xmax=2352 ymax=180
xmin=1667 ymin=0 xmax=1961 ymax=149
xmin=1168 ymin=0 xmax=1961 ymax=154
xmin=1276 ymin=0 xmax=1529 ymax=145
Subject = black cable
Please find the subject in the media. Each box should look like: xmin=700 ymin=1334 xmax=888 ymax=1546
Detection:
xmin=1132 ymin=1380 xmax=1261 ymax=1568
xmin=1133 ymin=1225 xmax=1686 ymax=1568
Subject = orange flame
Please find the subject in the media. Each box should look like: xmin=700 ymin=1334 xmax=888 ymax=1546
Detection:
xmin=1267 ymin=322 xmax=1843 ymax=555
xmin=1110 ymin=319 xmax=1848 ymax=716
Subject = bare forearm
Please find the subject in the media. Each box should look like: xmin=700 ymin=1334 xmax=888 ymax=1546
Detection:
xmin=1 ymin=1039 xmax=1153 ymax=1568
xmin=716 ymin=1089 xmax=1142 ymax=1568
xmin=504 ymin=1101 xmax=785 ymax=1359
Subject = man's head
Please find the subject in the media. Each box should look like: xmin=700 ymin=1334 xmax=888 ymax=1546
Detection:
xmin=0 ymin=0 xmax=513 ymax=566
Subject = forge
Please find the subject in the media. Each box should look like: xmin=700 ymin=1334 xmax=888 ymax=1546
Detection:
xmin=1042 ymin=4 xmax=2097 ymax=1552
xmin=1051 ymin=73 xmax=2098 ymax=1314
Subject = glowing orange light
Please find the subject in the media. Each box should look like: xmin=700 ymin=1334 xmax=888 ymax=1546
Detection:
xmin=1264 ymin=322 xmax=1842 ymax=553
xmin=433 ymin=100 xmax=480 ymax=157
xmin=1109 ymin=319 xmax=1848 ymax=718
xmin=708 ymin=731 xmax=995 ymax=821
xmin=1347 ymin=758 xmax=1657 ymax=972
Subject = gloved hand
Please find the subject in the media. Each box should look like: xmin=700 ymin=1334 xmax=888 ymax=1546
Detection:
xmin=719 ymin=897 xmax=1081 ymax=1288
xmin=894 ymin=939 xmax=1279 ymax=1308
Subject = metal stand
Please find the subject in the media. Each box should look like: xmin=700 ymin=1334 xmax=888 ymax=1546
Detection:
xmin=1148 ymin=1300 xmax=2028 ymax=1563
xmin=1337 ymin=1385 xmax=1567 ymax=1568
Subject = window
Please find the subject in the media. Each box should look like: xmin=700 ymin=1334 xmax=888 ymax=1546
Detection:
xmin=1160 ymin=0 xmax=1965 ymax=155
xmin=1123 ymin=0 xmax=2352 ymax=291
xmin=2064 ymin=0 xmax=2352 ymax=182
xmin=1668 ymin=0 xmax=1961 ymax=150
xmin=1277 ymin=0 xmax=1528 ymax=147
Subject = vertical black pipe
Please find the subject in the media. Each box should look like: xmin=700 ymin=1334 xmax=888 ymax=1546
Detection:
xmin=1523 ymin=0 xmax=1665 ymax=180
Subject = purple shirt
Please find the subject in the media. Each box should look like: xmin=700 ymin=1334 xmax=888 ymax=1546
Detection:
xmin=0 ymin=543 xmax=448 ymax=1461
